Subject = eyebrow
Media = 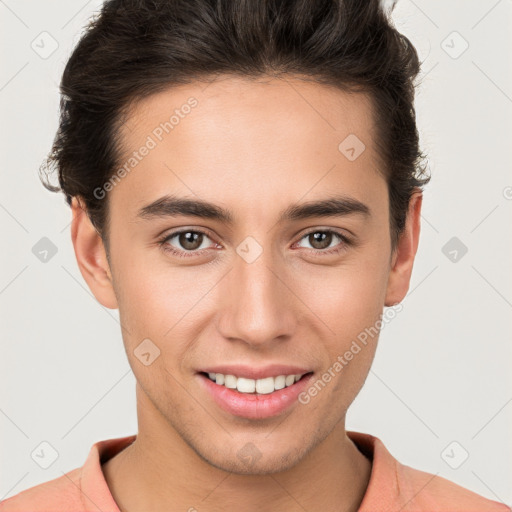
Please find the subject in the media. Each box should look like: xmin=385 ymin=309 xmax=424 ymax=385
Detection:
xmin=136 ymin=194 xmax=371 ymax=224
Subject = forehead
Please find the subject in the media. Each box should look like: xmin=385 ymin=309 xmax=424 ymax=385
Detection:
xmin=110 ymin=75 xmax=384 ymax=222
xmin=121 ymin=74 xmax=376 ymax=148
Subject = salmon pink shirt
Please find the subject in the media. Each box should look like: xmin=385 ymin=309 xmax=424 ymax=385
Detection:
xmin=1 ymin=431 xmax=509 ymax=511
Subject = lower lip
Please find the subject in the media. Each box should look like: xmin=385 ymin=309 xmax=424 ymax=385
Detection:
xmin=197 ymin=372 xmax=314 ymax=420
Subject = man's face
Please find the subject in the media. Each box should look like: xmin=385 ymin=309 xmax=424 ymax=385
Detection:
xmin=81 ymin=75 xmax=411 ymax=474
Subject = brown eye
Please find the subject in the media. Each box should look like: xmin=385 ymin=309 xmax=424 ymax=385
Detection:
xmin=159 ymin=229 xmax=216 ymax=257
xmin=295 ymin=229 xmax=352 ymax=255
xmin=177 ymin=231 xmax=204 ymax=251
xmin=308 ymin=231 xmax=334 ymax=250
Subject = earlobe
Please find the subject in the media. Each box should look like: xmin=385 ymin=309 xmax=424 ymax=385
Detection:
xmin=70 ymin=197 xmax=118 ymax=310
xmin=384 ymin=191 xmax=422 ymax=307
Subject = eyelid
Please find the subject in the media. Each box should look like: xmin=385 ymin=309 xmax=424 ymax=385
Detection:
xmin=297 ymin=226 xmax=352 ymax=240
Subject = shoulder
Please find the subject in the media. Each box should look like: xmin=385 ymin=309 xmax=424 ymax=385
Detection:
xmin=0 ymin=467 xmax=84 ymax=512
xmin=397 ymin=463 xmax=511 ymax=511
xmin=348 ymin=431 xmax=510 ymax=512
xmin=0 ymin=435 xmax=134 ymax=512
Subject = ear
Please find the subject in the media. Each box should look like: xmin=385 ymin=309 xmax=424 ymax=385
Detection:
xmin=70 ymin=197 xmax=118 ymax=310
xmin=384 ymin=190 xmax=422 ymax=306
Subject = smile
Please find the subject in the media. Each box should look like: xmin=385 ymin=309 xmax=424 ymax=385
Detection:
xmin=203 ymin=372 xmax=309 ymax=394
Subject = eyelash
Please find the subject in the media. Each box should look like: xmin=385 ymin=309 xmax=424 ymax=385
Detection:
xmin=157 ymin=228 xmax=353 ymax=259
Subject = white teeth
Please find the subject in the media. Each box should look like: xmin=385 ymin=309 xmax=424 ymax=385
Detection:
xmin=237 ymin=377 xmax=256 ymax=393
xmin=255 ymin=377 xmax=274 ymax=394
xmin=224 ymin=374 xmax=237 ymax=389
xmin=285 ymin=375 xmax=295 ymax=386
xmin=205 ymin=372 xmax=307 ymax=394
xmin=274 ymin=375 xmax=286 ymax=390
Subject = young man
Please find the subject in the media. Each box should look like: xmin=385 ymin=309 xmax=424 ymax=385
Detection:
xmin=1 ymin=0 xmax=509 ymax=511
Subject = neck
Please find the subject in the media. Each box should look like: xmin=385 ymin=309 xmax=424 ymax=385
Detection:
xmin=102 ymin=387 xmax=372 ymax=512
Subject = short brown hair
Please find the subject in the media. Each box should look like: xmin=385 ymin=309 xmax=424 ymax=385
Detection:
xmin=41 ymin=0 xmax=430 ymax=254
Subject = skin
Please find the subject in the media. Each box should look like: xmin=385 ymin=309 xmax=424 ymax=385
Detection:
xmin=70 ymin=74 xmax=422 ymax=512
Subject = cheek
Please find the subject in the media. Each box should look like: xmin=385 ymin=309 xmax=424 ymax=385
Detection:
xmin=112 ymin=255 xmax=212 ymax=367
xmin=306 ymin=252 xmax=389 ymax=389
xmin=115 ymin=270 xmax=193 ymax=398
xmin=113 ymin=248 xmax=186 ymax=329
xmin=305 ymin=250 xmax=390 ymax=331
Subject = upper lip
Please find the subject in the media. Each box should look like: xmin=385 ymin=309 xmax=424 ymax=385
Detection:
xmin=198 ymin=364 xmax=313 ymax=380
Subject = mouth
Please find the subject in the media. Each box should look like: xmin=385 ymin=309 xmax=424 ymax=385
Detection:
xmin=196 ymin=370 xmax=315 ymax=419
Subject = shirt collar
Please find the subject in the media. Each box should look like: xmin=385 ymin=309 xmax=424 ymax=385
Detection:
xmin=79 ymin=431 xmax=400 ymax=511
xmin=79 ymin=434 xmax=136 ymax=512
xmin=347 ymin=430 xmax=404 ymax=509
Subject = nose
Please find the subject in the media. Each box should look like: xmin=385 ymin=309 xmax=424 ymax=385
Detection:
xmin=216 ymin=244 xmax=297 ymax=348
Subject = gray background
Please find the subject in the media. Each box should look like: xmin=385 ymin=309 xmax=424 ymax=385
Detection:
xmin=1 ymin=0 xmax=511 ymax=506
